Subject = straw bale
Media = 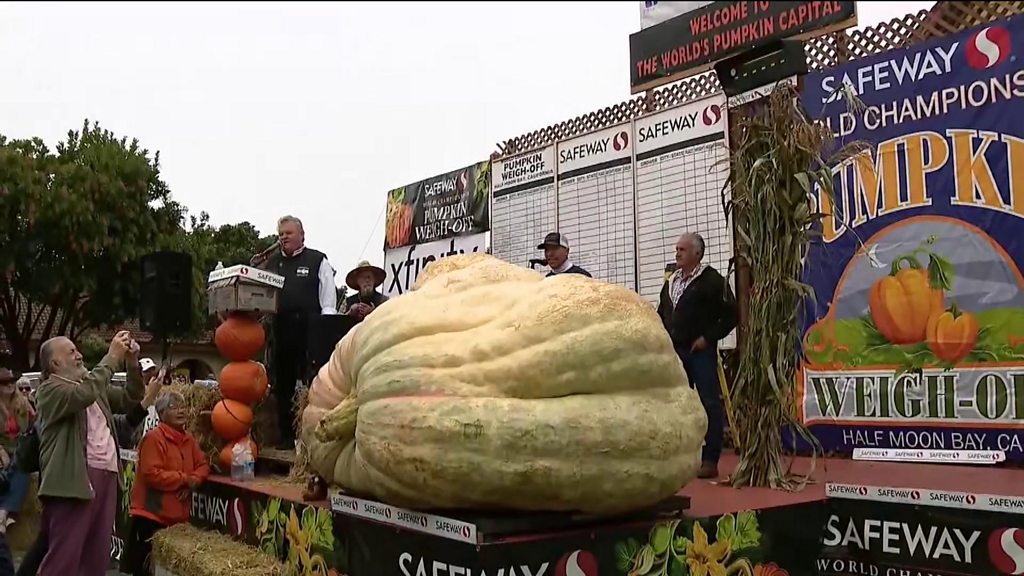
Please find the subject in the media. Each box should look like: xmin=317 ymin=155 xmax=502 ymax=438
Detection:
xmin=151 ymin=524 xmax=286 ymax=576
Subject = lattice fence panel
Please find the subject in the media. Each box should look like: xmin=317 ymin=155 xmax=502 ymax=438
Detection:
xmin=495 ymin=1 xmax=1023 ymax=157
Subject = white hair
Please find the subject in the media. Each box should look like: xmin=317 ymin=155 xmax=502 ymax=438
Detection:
xmin=277 ymin=215 xmax=304 ymax=233
xmin=154 ymin=391 xmax=185 ymax=418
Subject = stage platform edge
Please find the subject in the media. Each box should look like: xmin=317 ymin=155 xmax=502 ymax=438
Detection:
xmin=148 ymin=455 xmax=1024 ymax=576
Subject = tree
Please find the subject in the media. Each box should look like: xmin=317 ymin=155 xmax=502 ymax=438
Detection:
xmin=177 ymin=211 xmax=278 ymax=334
xmin=0 ymin=120 xmax=185 ymax=371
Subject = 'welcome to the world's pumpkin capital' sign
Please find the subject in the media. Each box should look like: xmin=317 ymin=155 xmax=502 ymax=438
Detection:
xmin=796 ymin=15 xmax=1024 ymax=460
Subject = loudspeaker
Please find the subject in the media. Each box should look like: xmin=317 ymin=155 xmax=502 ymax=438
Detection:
xmin=714 ymin=39 xmax=808 ymax=97
xmin=140 ymin=251 xmax=194 ymax=336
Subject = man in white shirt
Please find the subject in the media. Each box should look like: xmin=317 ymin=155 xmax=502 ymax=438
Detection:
xmin=253 ymin=215 xmax=338 ymax=449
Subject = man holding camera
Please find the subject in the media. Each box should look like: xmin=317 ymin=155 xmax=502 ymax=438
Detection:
xmin=34 ymin=331 xmax=145 ymax=576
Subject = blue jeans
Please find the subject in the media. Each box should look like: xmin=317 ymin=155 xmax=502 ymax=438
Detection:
xmin=682 ymin=348 xmax=723 ymax=464
xmin=0 ymin=464 xmax=29 ymax=515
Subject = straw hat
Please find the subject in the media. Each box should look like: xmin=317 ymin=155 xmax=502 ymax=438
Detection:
xmin=345 ymin=260 xmax=386 ymax=291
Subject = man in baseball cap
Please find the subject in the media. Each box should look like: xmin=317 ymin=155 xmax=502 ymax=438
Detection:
xmin=138 ymin=358 xmax=158 ymax=374
xmin=537 ymin=232 xmax=592 ymax=278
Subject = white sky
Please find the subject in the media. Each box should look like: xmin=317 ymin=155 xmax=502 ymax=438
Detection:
xmin=0 ymin=1 xmax=932 ymax=285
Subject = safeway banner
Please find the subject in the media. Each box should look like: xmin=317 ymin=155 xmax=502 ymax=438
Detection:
xmin=820 ymin=497 xmax=1024 ymax=576
xmin=798 ymin=17 xmax=1024 ymax=458
xmin=384 ymin=161 xmax=491 ymax=250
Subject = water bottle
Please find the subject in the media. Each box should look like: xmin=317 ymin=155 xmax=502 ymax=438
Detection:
xmin=230 ymin=442 xmax=246 ymax=482
xmin=241 ymin=441 xmax=256 ymax=481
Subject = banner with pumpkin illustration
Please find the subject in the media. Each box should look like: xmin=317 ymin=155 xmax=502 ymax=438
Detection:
xmin=384 ymin=160 xmax=491 ymax=250
xmin=797 ymin=16 xmax=1024 ymax=459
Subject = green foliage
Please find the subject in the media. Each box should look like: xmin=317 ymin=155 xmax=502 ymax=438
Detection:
xmin=723 ymin=84 xmax=866 ymax=490
xmin=174 ymin=211 xmax=277 ymax=334
xmin=0 ymin=119 xmax=274 ymax=370
xmin=0 ymin=120 xmax=184 ymax=370
xmin=78 ymin=334 xmax=108 ymax=367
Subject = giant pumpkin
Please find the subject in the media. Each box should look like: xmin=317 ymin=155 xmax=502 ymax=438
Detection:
xmin=300 ymin=253 xmax=707 ymax=515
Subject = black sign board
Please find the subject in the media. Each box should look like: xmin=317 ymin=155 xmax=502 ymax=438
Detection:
xmin=821 ymin=497 xmax=1024 ymax=576
xmin=628 ymin=1 xmax=857 ymax=93
xmin=344 ymin=504 xmax=823 ymax=576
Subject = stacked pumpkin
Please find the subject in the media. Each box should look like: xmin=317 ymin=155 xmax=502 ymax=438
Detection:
xmin=212 ymin=314 xmax=269 ymax=469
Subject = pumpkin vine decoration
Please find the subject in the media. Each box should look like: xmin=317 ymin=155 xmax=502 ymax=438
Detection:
xmin=721 ymin=82 xmax=868 ymax=490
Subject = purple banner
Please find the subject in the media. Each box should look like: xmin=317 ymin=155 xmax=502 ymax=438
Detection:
xmin=797 ymin=16 xmax=1024 ymax=459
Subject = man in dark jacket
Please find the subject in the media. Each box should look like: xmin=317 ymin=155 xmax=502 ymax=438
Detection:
xmin=537 ymin=232 xmax=591 ymax=278
xmin=657 ymin=233 xmax=737 ymax=480
xmin=252 ymin=215 xmax=338 ymax=449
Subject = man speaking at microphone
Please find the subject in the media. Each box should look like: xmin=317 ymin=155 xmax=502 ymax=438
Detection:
xmin=251 ymin=215 xmax=337 ymax=449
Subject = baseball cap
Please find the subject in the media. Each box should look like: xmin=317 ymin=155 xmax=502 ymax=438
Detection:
xmin=537 ymin=232 xmax=569 ymax=250
xmin=139 ymin=358 xmax=158 ymax=372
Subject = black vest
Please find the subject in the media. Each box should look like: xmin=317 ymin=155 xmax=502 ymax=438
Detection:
xmin=345 ymin=291 xmax=387 ymax=310
xmin=269 ymin=248 xmax=326 ymax=316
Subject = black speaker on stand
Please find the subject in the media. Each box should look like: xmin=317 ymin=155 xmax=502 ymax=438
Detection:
xmin=140 ymin=251 xmax=194 ymax=358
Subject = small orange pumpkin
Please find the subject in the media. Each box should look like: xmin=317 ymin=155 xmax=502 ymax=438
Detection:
xmin=219 ymin=436 xmax=259 ymax=470
xmin=211 ymin=399 xmax=254 ymax=441
xmin=218 ymin=361 xmax=268 ymax=405
xmin=868 ymin=258 xmax=943 ymax=345
xmin=926 ymin=303 xmax=979 ymax=363
xmin=215 ymin=315 xmax=266 ymax=361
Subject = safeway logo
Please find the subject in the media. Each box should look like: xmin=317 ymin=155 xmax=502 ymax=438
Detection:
xmin=989 ymin=528 xmax=1024 ymax=575
xmin=701 ymin=104 xmax=722 ymax=126
xmin=612 ymin=131 xmax=629 ymax=151
xmin=556 ymin=550 xmax=598 ymax=576
xmin=875 ymin=488 xmax=921 ymax=501
xmin=825 ymin=483 xmax=868 ymax=498
xmin=966 ymin=25 xmax=1011 ymax=70
xmin=227 ymin=498 xmax=246 ymax=538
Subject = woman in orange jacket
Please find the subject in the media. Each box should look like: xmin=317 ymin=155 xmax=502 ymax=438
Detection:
xmin=124 ymin=391 xmax=210 ymax=576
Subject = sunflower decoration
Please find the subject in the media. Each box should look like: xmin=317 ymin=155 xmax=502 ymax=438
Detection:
xmin=614 ymin=512 xmax=771 ymax=576
xmin=385 ymin=186 xmax=413 ymax=249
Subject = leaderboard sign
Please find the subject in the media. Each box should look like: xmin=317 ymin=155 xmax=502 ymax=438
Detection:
xmin=629 ymin=1 xmax=858 ymax=93
xmin=489 ymin=94 xmax=735 ymax=347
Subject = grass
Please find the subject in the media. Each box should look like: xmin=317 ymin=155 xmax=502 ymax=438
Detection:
xmin=805 ymin=307 xmax=1024 ymax=371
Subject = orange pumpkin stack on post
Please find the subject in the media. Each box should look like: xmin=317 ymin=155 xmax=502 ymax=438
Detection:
xmin=212 ymin=313 xmax=269 ymax=469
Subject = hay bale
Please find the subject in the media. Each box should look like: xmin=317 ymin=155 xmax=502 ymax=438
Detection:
xmin=151 ymin=524 xmax=286 ymax=576
xmin=288 ymin=388 xmax=312 ymax=481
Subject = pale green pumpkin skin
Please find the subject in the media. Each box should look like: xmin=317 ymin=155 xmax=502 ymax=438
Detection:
xmin=301 ymin=253 xmax=708 ymax=514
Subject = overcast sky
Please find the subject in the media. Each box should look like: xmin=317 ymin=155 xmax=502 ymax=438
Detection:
xmin=0 ymin=1 xmax=932 ymax=285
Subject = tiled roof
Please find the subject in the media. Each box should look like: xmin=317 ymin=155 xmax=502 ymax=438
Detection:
xmin=1 ymin=296 xmax=212 ymax=350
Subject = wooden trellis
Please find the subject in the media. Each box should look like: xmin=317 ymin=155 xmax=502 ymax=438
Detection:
xmin=495 ymin=1 xmax=1024 ymax=157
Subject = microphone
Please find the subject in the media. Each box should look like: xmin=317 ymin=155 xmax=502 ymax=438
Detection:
xmin=250 ymin=241 xmax=280 ymax=265
xmin=528 ymin=258 xmax=548 ymax=269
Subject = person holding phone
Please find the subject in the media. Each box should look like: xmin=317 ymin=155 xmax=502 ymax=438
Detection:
xmin=33 ymin=331 xmax=145 ymax=576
